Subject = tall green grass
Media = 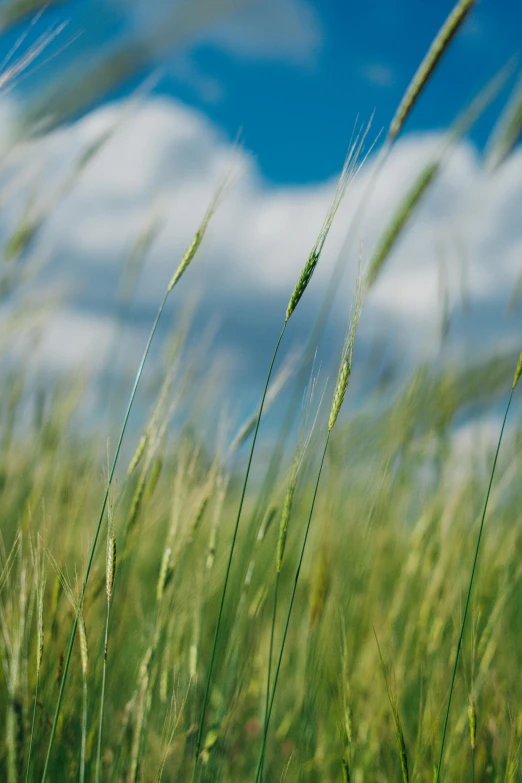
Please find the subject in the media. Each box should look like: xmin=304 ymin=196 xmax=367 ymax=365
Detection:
xmin=1 ymin=2 xmax=521 ymax=782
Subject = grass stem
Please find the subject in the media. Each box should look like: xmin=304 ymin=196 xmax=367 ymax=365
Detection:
xmin=255 ymin=433 xmax=330 ymax=782
xmin=192 ymin=323 xmax=287 ymax=782
xmin=435 ymin=386 xmax=514 ymax=782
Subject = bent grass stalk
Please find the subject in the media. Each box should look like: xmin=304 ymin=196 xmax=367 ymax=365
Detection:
xmin=246 ymin=3 xmax=479 ymax=539
xmin=25 ymin=572 xmax=45 ymax=783
xmin=191 ymin=135 xmax=366 ymax=782
xmin=40 ymin=191 xmax=223 ymax=783
xmin=435 ymin=351 xmax=522 ymax=782
xmin=94 ymin=524 xmax=116 ymax=783
xmin=388 ymin=0 xmax=476 ymax=142
xmin=373 ymin=628 xmax=410 ymax=783
xmin=254 ymin=282 xmax=364 ymax=782
xmin=254 ymin=434 xmax=330 ymax=783
xmin=259 ymin=378 xmax=320 ymax=780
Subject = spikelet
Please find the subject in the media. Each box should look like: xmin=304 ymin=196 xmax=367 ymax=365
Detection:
xmin=127 ymin=471 xmax=146 ymax=534
xmin=206 ymin=528 xmax=217 ymax=572
xmin=188 ymin=495 xmax=209 ymax=542
xmin=309 ymin=549 xmax=329 ymax=629
xmin=157 ymin=546 xmax=172 ymax=603
xmin=79 ymin=614 xmax=88 ymax=676
xmin=51 ymin=572 xmax=62 ymax=628
xmin=37 ymin=582 xmax=45 ymax=676
xmin=468 ymin=696 xmax=477 ymax=750
xmin=366 ymin=162 xmax=439 ymax=288
xmin=127 ymin=434 xmax=148 ymax=477
xmin=160 ymin=668 xmax=168 ymax=704
xmin=257 ymin=506 xmax=277 ymax=543
xmin=276 ymin=482 xmax=296 ymax=573
xmin=167 ymin=181 xmax=227 ymax=292
xmin=329 ymin=359 xmax=351 ymax=432
xmin=389 ymin=0 xmax=476 ymax=141
xmin=285 ymin=124 xmax=370 ymax=322
xmin=146 ymin=456 xmax=163 ymax=499
xmin=190 ymin=644 xmax=198 ymax=681
xmin=342 ymin=757 xmax=351 ymax=783
xmin=344 ymin=705 xmax=353 ymax=746
xmin=329 ymin=272 xmax=365 ymax=431
xmin=486 ymin=74 xmax=522 ymax=171
xmin=513 ymin=351 xmax=522 ymax=390
xmin=106 ymin=534 xmax=116 ymax=604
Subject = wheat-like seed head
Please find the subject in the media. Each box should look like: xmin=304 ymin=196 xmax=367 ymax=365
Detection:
xmin=257 ymin=506 xmax=277 ymax=543
xmin=329 ymin=360 xmax=351 ymax=433
xmin=328 ymin=273 xmax=364 ymax=431
xmin=309 ymin=549 xmax=329 ymax=628
xmin=190 ymin=644 xmax=198 ymax=680
xmin=79 ymin=614 xmax=88 ymax=676
xmin=157 ymin=546 xmax=172 ymax=603
xmin=188 ymin=495 xmax=209 ymax=542
xmin=276 ymin=481 xmax=296 ymax=573
xmin=486 ymin=74 xmax=522 ymax=171
xmin=36 ymin=581 xmax=45 ymax=676
xmin=167 ymin=172 xmax=231 ymax=293
xmin=127 ymin=434 xmax=148 ymax=477
xmin=513 ymin=351 xmax=522 ymax=390
xmin=285 ymin=122 xmax=371 ymax=321
xmin=106 ymin=534 xmax=116 ymax=603
xmin=389 ymin=0 xmax=475 ymax=142
xmin=366 ymin=162 xmax=439 ymax=288
xmin=468 ymin=696 xmax=477 ymax=750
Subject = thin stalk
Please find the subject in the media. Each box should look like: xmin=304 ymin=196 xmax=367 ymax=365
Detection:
xmin=41 ymin=287 xmax=170 ymax=783
xmin=263 ymin=572 xmax=280 ymax=739
xmin=80 ymin=673 xmax=87 ymax=783
xmin=25 ymin=673 xmax=39 ymax=783
xmin=435 ymin=387 xmax=514 ymax=782
xmin=192 ymin=323 xmax=287 ymax=782
xmin=95 ymin=602 xmax=112 ymax=783
xmin=248 ymin=143 xmax=390 ymax=534
xmin=255 ymin=433 xmax=330 ymax=783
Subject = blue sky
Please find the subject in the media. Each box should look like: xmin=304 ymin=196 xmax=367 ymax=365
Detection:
xmin=1 ymin=0 xmax=521 ymax=437
xmin=7 ymin=0 xmax=522 ymax=181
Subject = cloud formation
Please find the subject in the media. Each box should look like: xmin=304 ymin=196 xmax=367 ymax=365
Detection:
xmin=2 ymin=95 xmax=521 ymax=393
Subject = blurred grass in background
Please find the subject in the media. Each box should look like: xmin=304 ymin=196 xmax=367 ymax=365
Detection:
xmin=1 ymin=1 xmax=522 ymax=781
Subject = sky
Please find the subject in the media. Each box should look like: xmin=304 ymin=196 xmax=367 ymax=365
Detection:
xmin=0 ymin=0 xmax=521 ymax=435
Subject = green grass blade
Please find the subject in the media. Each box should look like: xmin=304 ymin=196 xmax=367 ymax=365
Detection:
xmin=255 ymin=433 xmax=330 ymax=783
xmin=192 ymin=323 xmax=287 ymax=782
xmin=435 ymin=385 xmax=515 ymax=782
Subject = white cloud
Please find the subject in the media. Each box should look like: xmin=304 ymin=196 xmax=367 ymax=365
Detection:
xmin=362 ymin=63 xmax=395 ymax=88
xmin=113 ymin=0 xmax=322 ymax=65
xmin=1 ymin=94 xmax=521 ymax=386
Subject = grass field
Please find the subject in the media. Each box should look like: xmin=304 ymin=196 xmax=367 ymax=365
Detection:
xmin=1 ymin=1 xmax=522 ymax=781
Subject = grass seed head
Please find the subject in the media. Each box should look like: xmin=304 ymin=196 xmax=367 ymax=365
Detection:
xmin=37 ymin=583 xmax=45 ymax=676
xmin=257 ymin=506 xmax=277 ymax=543
xmin=277 ymin=481 xmax=296 ymax=573
xmin=127 ymin=434 xmax=148 ymax=477
xmin=286 ymin=125 xmax=370 ymax=321
xmin=468 ymin=696 xmax=477 ymax=750
xmin=389 ymin=0 xmax=475 ymax=142
xmin=366 ymin=162 xmax=439 ymax=288
xmin=157 ymin=546 xmax=172 ymax=603
xmin=79 ymin=614 xmax=88 ymax=676
xmin=106 ymin=534 xmax=116 ymax=603
xmin=167 ymin=178 xmax=228 ymax=292
xmin=513 ymin=351 xmax=522 ymax=390
xmin=329 ymin=269 xmax=365 ymax=431
xmin=486 ymin=74 xmax=522 ymax=171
